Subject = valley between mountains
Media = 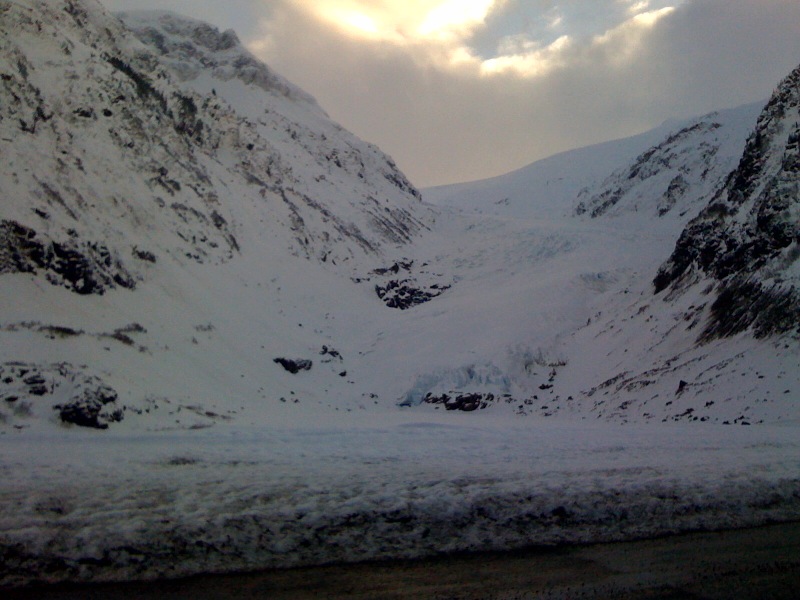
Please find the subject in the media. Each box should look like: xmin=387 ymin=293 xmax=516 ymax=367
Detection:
xmin=0 ymin=0 xmax=798 ymax=587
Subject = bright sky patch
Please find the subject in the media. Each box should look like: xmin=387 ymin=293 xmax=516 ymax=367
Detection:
xmin=291 ymin=0 xmax=681 ymax=76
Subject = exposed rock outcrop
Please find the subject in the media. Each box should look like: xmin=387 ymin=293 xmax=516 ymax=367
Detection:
xmin=654 ymin=64 xmax=800 ymax=340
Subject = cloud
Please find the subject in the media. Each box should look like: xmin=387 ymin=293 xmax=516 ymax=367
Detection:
xmin=285 ymin=0 xmax=499 ymax=44
xmin=480 ymin=8 xmax=677 ymax=78
xmin=255 ymin=0 xmax=797 ymax=186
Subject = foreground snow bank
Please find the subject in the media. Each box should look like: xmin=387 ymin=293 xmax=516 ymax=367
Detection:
xmin=1 ymin=417 xmax=799 ymax=586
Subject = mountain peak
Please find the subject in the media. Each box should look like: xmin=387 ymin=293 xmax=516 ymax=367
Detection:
xmin=574 ymin=104 xmax=760 ymax=221
xmin=117 ymin=10 xmax=318 ymax=106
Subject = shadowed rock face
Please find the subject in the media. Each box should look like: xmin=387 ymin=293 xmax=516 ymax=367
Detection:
xmin=654 ymin=63 xmax=800 ymax=340
xmin=0 ymin=220 xmax=135 ymax=295
xmin=273 ymin=358 xmax=313 ymax=374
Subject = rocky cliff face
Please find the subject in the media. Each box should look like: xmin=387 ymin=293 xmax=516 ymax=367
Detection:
xmin=0 ymin=1 xmax=429 ymax=300
xmin=654 ymin=64 xmax=800 ymax=340
xmin=1 ymin=0 xmax=245 ymax=294
xmin=118 ymin=10 xmax=428 ymax=264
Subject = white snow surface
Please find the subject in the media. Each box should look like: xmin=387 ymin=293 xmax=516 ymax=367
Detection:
xmin=2 ymin=418 xmax=799 ymax=585
xmin=1 ymin=1 xmax=799 ymax=587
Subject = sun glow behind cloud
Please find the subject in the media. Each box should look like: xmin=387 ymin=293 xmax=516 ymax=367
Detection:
xmin=293 ymin=0 xmax=499 ymax=43
xmin=481 ymin=5 xmax=676 ymax=76
xmin=287 ymin=0 xmax=679 ymax=77
xmin=417 ymin=0 xmax=499 ymax=39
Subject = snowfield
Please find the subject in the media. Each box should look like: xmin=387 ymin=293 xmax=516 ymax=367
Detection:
xmin=2 ymin=416 xmax=799 ymax=586
xmin=1 ymin=1 xmax=799 ymax=588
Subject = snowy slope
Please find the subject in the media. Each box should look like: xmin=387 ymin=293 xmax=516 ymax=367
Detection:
xmin=423 ymin=128 xmax=671 ymax=220
xmin=117 ymin=10 xmax=429 ymax=265
xmin=416 ymin=95 xmax=798 ymax=428
xmin=0 ymin=0 xmax=434 ymax=432
xmin=575 ymin=104 xmax=762 ymax=222
xmin=1 ymin=0 xmax=799 ymax=587
xmin=471 ymin=77 xmax=800 ymax=428
xmin=423 ymin=103 xmax=761 ymax=223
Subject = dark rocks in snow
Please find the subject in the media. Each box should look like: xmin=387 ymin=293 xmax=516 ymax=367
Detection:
xmin=132 ymin=246 xmax=157 ymax=263
xmin=701 ymin=278 xmax=800 ymax=341
xmin=273 ymin=358 xmax=313 ymax=374
xmin=319 ymin=345 xmax=342 ymax=361
xmin=372 ymin=260 xmax=413 ymax=276
xmin=369 ymin=259 xmax=451 ymax=309
xmin=23 ymin=373 xmax=48 ymax=396
xmin=1 ymin=362 xmax=124 ymax=429
xmin=55 ymin=385 xmax=122 ymax=429
xmin=658 ymin=174 xmax=689 ymax=216
xmin=423 ymin=392 xmax=495 ymax=412
xmin=1 ymin=364 xmax=51 ymax=401
xmin=0 ymin=220 xmax=135 ymax=295
xmin=375 ymin=279 xmax=450 ymax=310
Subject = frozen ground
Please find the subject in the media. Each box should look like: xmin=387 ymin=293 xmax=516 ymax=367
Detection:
xmin=9 ymin=522 xmax=799 ymax=599
xmin=1 ymin=415 xmax=799 ymax=586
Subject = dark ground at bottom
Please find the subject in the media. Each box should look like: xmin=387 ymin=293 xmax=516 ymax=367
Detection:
xmin=4 ymin=521 xmax=800 ymax=599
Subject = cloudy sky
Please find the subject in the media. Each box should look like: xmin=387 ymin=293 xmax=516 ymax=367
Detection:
xmin=102 ymin=0 xmax=800 ymax=187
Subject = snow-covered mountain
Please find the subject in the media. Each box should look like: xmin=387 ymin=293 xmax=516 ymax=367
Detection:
xmin=1 ymin=0 xmax=799 ymax=588
xmin=0 ymin=0 xmax=435 ymax=431
xmin=424 ymin=102 xmax=762 ymax=223
xmin=1 ymin=1 xmax=427 ymax=285
xmin=554 ymin=66 xmax=800 ymax=426
xmin=575 ymin=105 xmax=762 ymax=222
xmin=117 ymin=10 xmax=427 ymax=263
xmin=1 ymin=0 xmax=797 ymax=434
xmin=655 ymin=63 xmax=800 ymax=340
xmin=420 ymin=85 xmax=798 ymax=426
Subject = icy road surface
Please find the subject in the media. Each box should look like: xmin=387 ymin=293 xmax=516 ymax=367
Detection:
xmin=1 ymin=416 xmax=799 ymax=586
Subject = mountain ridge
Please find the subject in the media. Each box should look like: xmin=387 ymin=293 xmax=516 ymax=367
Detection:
xmin=0 ymin=0 xmax=797 ymax=435
xmin=654 ymin=64 xmax=800 ymax=341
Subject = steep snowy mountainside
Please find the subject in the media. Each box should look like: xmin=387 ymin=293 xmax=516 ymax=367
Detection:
xmin=423 ymin=128 xmax=669 ymax=220
xmin=0 ymin=1 xmax=428 ymax=297
xmin=423 ymin=103 xmax=761 ymax=223
xmin=118 ymin=10 xmax=428 ymax=265
xmin=118 ymin=10 xmax=317 ymax=106
xmin=654 ymin=63 xmax=800 ymax=341
xmin=1 ymin=0 xmax=244 ymax=294
xmin=575 ymin=103 xmax=762 ymax=222
xmin=532 ymin=67 xmax=800 ymax=426
xmin=0 ymin=0 xmax=432 ymax=431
